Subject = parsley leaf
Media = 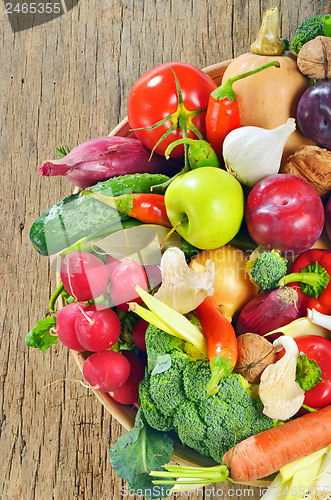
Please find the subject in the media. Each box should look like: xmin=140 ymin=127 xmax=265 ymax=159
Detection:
xmin=25 ymin=317 xmax=58 ymax=353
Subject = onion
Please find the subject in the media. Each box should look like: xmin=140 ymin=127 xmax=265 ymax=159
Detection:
xmin=236 ymin=287 xmax=302 ymax=342
xmin=38 ymin=136 xmax=180 ymax=188
xmin=189 ymin=245 xmax=258 ymax=322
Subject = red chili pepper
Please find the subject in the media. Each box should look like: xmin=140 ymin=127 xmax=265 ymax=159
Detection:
xmin=205 ymin=61 xmax=280 ymax=159
xmin=281 ymin=249 xmax=331 ymax=315
xmin=195 ymin=296 xmax=238 ymax=396
xmin=81 ymin=191 xmax=172 ymax=227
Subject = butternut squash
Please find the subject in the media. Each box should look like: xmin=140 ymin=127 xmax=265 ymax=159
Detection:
xmin=222 ymin=8 xmax=315 ymax=164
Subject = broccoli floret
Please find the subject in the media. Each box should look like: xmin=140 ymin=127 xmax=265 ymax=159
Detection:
xmin=149 ymin=351 xmax=187 ymax=417
xmin=183 ymin=359 xmax=211 ymax=402
xmin=291 ymin=14 xmax=325 ymax=54
xmin=145 ymin=324 xmax=184 ymax=355
xmin=139 ymin=328 xmax=277 ymax=464
xmin=249 ymin=250 xmax=287 ymax=290
xmin=199 ymin=373 xmax=277 ymax=461
xmin=138 ymin=377 xmax=174 ymax=432
xmin=173 ymin=400 xmax=209 ymax=455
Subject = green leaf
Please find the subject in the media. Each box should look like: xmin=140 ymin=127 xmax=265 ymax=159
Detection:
xmin=55 ymin=145 xmax=70 ymax=157
xmin=25 ymin=317 xmax=58 ymax=353
xmin=151 ymin=354 xmax=172 ymax=376
xmin=296 ymin=352 xmax=322 ymax=391
xmin=109 ymin=409 xmax=174 ymax=499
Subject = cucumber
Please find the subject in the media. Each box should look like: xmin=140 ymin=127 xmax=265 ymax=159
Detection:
xmin=29 ymin=173 xmax=169 ymax=256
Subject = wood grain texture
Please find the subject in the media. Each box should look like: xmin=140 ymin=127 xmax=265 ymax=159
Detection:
xmin=0 ymin=1 xmax=329 ymax=499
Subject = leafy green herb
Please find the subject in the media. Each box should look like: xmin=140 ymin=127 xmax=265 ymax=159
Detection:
xmin=56 ymin=145 xmax=70 ymax=158
xmin=109 ymin=408 xmax=174 ymax=499
xmin=296 ymin=352 xmax=322 ymax=391
xmin=25 ymin=317 xmax=58 ymax=353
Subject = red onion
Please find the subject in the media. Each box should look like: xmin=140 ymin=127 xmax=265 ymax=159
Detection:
xmin=236 ymin=287 xmax=302 ymax=342
xmin=38 ymin=136 xmax=180 ymax=188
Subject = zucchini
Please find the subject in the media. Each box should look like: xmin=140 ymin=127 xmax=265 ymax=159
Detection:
xmin=29 ymin=173 xmax=169 ymax=256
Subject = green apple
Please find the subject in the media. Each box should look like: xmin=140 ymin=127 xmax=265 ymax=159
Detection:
xmin=165 ymin=167 xmax=244 ymax=250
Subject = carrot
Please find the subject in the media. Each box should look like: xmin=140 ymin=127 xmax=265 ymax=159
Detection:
xmin=222 ymin=404 xmax=331 ymax=482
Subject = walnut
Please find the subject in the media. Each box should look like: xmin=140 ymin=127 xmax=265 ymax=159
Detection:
xmin=297 ymin=36 xmax=331 ymax=80
xmin=281 ymin=145 xmax=331 ymax=197
xmin=234 ymin=333 xmax=276 ymax=384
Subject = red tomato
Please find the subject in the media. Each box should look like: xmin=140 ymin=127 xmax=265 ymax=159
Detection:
xmin=295 ymin=335 xmax=331 ymax=409
xmin=127 ymin=62 xmax=217 ymax=156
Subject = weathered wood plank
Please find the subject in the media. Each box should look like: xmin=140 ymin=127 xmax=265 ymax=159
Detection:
xmin=0 ymin=0 xmax=329 ymax=499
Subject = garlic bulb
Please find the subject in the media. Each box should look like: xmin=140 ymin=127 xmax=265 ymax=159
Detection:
xmin=259 ymin=336 xmax=305 ymax=420
xmin=223 ymin=118 xmax=296 ymax=187
xmin=154 ymin=247 xmax=215 ymax=314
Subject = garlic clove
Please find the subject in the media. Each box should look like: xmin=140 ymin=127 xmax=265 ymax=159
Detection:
xmin=154 ymin=247 xmax=215 ymax=314
xmin=259 ymin=336 xmax=305 ymax=420
xmin=223 ymin=118 xmax=296 ymax=187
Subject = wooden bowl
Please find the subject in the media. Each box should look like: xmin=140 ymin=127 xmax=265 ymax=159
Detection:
xmin=67 ymin=59 xmax=326 ymax=486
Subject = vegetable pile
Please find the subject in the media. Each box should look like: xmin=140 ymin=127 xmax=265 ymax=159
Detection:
xmin=27 ymin=6 xmax=331 ymax=500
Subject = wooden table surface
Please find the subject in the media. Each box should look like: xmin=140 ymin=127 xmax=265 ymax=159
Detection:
xmin=1 ymin=1 xmax=329 ymax=499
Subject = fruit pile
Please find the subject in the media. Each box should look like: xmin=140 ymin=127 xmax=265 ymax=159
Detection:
xmin=26 ymin=7 xmax=331 ymax=499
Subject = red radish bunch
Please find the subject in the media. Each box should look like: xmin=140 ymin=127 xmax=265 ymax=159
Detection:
xmin=57 ymin=251 xmax=150 ymax=404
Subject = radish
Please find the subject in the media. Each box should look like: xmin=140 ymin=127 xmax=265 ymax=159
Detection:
xmin=109 ymin=259 xmax=148 ymax=311
xmin=75 ymin=305 xmax=121 ymax=351
xmin=57 ymin=302 xmax=87 ymax=351
xmin=109 ymin=351 xmax=146 ymax=405
xmin=132 ymin=319 xmax=148 ymax=352
xmin=105 ymin=254 xmax=121 ymax=279
xmin=60 ymin=251 xmax=109 ymax=301
xmin=83 ymin=351 xmax=131 ymax=392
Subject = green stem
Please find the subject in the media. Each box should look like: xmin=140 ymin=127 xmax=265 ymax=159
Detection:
xmin=81 ymin=190 xmax=133 ymax=215
xmin=250 ymin=7 xmax=286 ymax=55
xmin=207 ymin=356 xmax=234 ymax=396
xmin=165 ymin=138 xmax=220 ymax=169
xmin=165 ymin=137 xmax=197 ymax=158
xmin=150 ymin=464 xmax=230 ymax=487
xmin=323 ymin=15 xmax=331 ymax=37
xmin=150 ymin=170 xmax=184 ymax=192
xmin=48 ymin=283 xmax=64 ymax=314
xmin=278 ymin=262 xmax=330 ymax=298
xmin=280 ymin=272 xmax=325 ymax=287
xmin=302 ymin=404 xmax=318 ymax=413
xmin=211 ymin=60 xmax=280 ymax=101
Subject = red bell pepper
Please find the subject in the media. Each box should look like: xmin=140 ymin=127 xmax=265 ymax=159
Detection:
xmin=205 ymin=60 xmax=280 ymax=159
xmin=279 ymin=249 xmax=331 ymax=315
xmin=195 ymin=296 xmax=238 ymax=396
